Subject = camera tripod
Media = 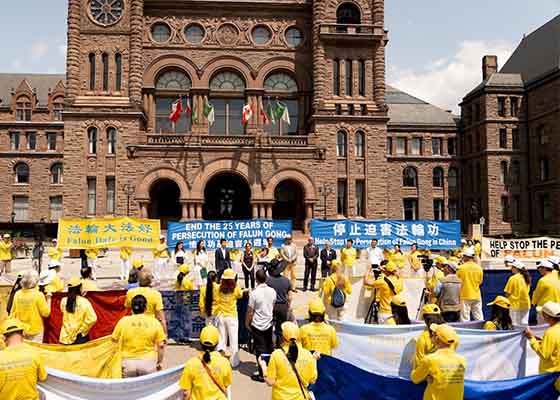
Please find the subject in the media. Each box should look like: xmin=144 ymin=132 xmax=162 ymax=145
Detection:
xmin=364 ymin=288 xmax=379 ymax=324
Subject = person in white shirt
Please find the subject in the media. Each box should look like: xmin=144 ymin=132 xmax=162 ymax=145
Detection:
xmin=366 ymin=239 xmax=384 ymax=268
xmin=192 ymin=240 xmax=207 ymax=289
xmin=245 ymin=269 xmax=277 ymax=382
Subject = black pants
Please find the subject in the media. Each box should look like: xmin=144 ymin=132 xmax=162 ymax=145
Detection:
xmin=321 ymin=266 xmax=330 ymax=278
xmin=73 ymin=333 xmax=89 ymax=345
xmin=273 ymin=303 xmax=289 ymax=347
xmin=304 ymin=261 xmax=318 ymax=290
xmin=217 ymin=268 xmax=225 ymax=282
xmin=243 ymin=267 xmax=255 ymax=289
xmin=442 ymin=311 xmax=460 ymax=323
xmin=251 ymin=325 xmax=273 ymax=377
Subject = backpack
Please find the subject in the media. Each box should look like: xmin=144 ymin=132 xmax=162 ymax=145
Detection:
xmin=330 ymin=277 xmax=346 ymax=308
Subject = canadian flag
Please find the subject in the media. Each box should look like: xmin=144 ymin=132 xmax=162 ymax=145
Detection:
xmin=242 ymin=103 xmax=253 ymax=125
xmin=259 ymin=98 xmax=269 ymax=125
xmin=184 ymin=97 xmax=192 ymax=115
xmin=169 ymin=99 xmax=182 ymax=123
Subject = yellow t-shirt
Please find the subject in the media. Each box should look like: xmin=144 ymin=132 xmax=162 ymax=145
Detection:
xmin=409 ymin=251 xmax=422 ymax=271
xmin=529 ymin=323 xmax=560 ymax=374
xmin=532 ymin=273 xmax=560 ymax=307
xmin=504 ymin=273 xmax=531 ymax=310
xmin=120 ymin=247 xmax=132 ymax=261
xmin=426 ymin=269 xmax=445 ymax=292
xmin=414 ymin=329 xmax=458 ymax=369
xmin=112 ymin=314 xmax=166 ymax=359
xmin=175 ymin=277 xmax=194 ymax=291
xmin=340 ymin=247 xmax=357 ymax=268
xmin=179 ymin=352 xmax=232 ymax=400
xmin=153 ymin=244 xmax=169 ymax=259
xmin=323 ymin=273 xmax=352 ymax=306
xmin=368 ymin=275 xmax=403 ymax=313
xmin=390 ymin=251 xmax=407 ymax=269
xmin=456 ymin=261 xmax=484 ymax=300
xmin=45 ymin=274 xmax=64 ymax=294
xmin=59 ymin=296 xmax=98 ymax=344
xmin=85 ymin=248 xmax=98 ymax=260
xmin=0 ymin=240 xmax=12 ymax=261
xmin=483 ymin=321 xmax=497 ymax=330
xmin=0 ymin=344 xmax=47 ymax=400
xmin=199 ymin=283 xmax=220 ymax=317
xmin=47 ymin=247 xmax=62 ymax=261
xmin=125 ymin=287 xmax=164 ymax=317
xmin=300 ymin=322 xmax=338 ymax=356
xmin=267 ymin=246 xmax=279 ymax=261
xmin=10 ymin=289 xmax=51 ymax=335
xmin=216 ymin=286 xmax=243 ymax=318
xmin=411 ymin=348 xmax=466 ymax=400
xmin=474 ymin=242 xmax=481 ymax=257
xmin=81 ymin=279 xmax=98 ymax=292
xmin=267 ymin=344 xmax=318 ymax=400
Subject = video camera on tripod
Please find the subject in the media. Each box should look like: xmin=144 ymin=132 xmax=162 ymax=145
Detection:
xmin=418 ymin=254 xmax=434 ymax=272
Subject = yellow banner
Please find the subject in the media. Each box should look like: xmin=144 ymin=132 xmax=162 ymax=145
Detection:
xmin=25 ymin=336 xmax=122 ymax=378
xmin=57 ymin=217 xmax=160 ymax=249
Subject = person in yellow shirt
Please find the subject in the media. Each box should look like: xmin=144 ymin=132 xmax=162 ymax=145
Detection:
xmin=408 ymin=244 xmax=423 ymax=273
xmin=340 ymin=239 xmax=357 ymax=274
xmin=80 ymin=266 xmax=98 ymax=292
xmin=265 ymin=236 xmax=279 ymax=262
xmin=483 ymin=296 xmax=513 ymax=330
xmin=153 ymin=235 xmax=170 ymax=282
xmin=200 ymin=270 xmax=219 ymax=326
xmin=524 ymin=301 xmax=560 ymax=374
xmin=179 ymin=325 xmax=232 ymax=400
xmin=504 ymin=259 xmax=531 ymax=326
xmin=456 ymin=247 xmax=484 ymax=321
xmin=112 ymin=294 xmax=166 ymax=377
xmin=363 ymin=261 xmax=403 ymax=324
xmin=262 ymin=321 xmax=318 ymax=400
xmin=119 ymin=246 xmax=132 ymax=281
xmin=532 ymin=259 xmax=560 ymax=325
xmin=59 ymin=278 xmax=97 ymax=345
xmin=216 ymin=269 xmax=246 ymax=367
xmin=414 ymin=304 xmax=447 ymax=369
xmin=426 ymin=256 xmax=446 ymax=303
xmin=474 ymin=240 xmax=482 ymax=259
xmin=6 ymin=272 xmax=24 ymax=315
xmin=176 ymin=264 xmax=194 ymax=291
xmin=43 ymin=261 xmax=64 ymax=293
xmin=85 ymin=247 xmax=99 ymax=280
xmin=389 ymin=244 xmax=407 ymax=270
xmin=322 ymin=260 xmax=352 ymax=321
xmin=10 ymin=270 xmax=52 ymax=342
xmin=411 ymin=323 xmax=466 ymax=400
xmin=47 ymin=238 xmax=63 ymax=265
xmin=125 ymin=270 xmax=167 ymax=334
xmin=0 ymin=318 xmax=47 ymax=400
xmin=300 ymin=298 xmax=338 ymax=358
xmin=0 ymin=233 xmax=14 ymax=274
xmin=385 ymin=294 xmax=411 ymax=325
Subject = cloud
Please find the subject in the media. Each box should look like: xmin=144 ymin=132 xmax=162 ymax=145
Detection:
xmin=30 ymin=41 xmax=49 ymax=60
xmin=388 ymin=40 xmax=515 ymax=113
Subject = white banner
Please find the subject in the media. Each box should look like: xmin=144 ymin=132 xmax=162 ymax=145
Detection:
xmin=482 ymin=237 xmax=560 ymax=262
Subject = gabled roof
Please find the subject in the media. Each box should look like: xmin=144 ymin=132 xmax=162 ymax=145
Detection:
xmin=501 ymin=14 xmax=560 ymax=83
xmin=0 ymin=73 xmax=66 ymax=107
xmin=386 ymin=85 xmax=459 ymax=127
xmin=463 ymin=72 xmax=524 ymax=99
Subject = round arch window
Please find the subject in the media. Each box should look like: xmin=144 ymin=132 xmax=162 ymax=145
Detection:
xmin=285 ymin=27 xmax=304 ymax=47
xmin=185 ymin=24 xmax=205 ymax=44
xmin=252 ymin=25 xmax=272 ymax=45
xmin=151 ymin=23 xmax=171 ymax=43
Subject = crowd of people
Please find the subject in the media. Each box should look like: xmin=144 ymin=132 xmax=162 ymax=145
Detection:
xmin=1 ymin=232 xmax=560 ymax=400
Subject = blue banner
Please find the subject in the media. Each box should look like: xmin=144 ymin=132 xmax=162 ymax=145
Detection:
xmin=167 ymin=219 xmax=292 ymax=250
xmin=312 ymin=355 xmax=560 ymax=400
xmin=163 ymin=290 xmax=205 ymax=342
xmin=310 ymin=219 xmax=461 ymax=250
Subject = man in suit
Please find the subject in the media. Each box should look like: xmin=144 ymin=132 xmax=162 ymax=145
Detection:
xmin=215 ymin=238 xmax=231 ymax=281
xmin=320 ymin=241 xmax=337 ymax=278
xmin=303 ymin=238 xmax=319 ymax=292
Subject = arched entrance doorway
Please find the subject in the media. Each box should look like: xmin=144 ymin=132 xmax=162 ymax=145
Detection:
xmin=273 ymin=180 xmax=305 ymax=230
xmin=203 ymin=173 xmax=251 ymax=220
xmin=149 ymin=179 xmax=182 ymax=227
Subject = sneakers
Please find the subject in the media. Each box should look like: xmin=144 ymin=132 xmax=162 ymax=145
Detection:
xmin=251 ymin=373 xmax=265 ymax=382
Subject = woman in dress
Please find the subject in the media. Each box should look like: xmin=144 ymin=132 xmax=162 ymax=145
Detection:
xmin=193 ymin=240 xmax=208 ymax=289
xmin=241 ymin=242 xmax=256 ymax=290
xmin=174 ymin=241 xmax=186 ymax=266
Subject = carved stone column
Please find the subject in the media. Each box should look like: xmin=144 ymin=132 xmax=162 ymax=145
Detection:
xmin=129 ymin=0 xmax=144 ymax=105
xmin=196 ymin=203 xmax=203 ymax=219
xmin=180 ymin=202 xmax=189 ymax=222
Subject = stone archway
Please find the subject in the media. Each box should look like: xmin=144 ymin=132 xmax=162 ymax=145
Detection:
xmin=203 ymin=172 xmax=252 ymax=220
xmin=149 ymin=179 xmax=182 ymax=227
xmin=273 ymin=179 xmax=305 ymax=230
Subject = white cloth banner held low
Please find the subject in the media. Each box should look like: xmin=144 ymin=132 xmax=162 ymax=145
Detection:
xmin=329 ymin=320 xmax=528 ymax=380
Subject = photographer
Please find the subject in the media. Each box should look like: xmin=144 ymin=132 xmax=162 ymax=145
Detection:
xmin=435 ymin=260 xmax=462 ymax=322
xmin=363 ymin=262 xmax=403 ymax=324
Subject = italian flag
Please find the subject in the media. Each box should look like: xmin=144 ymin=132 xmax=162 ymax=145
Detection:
xmin=242 ymin=103 xmax=253 ymax=125
xmin=275 ymin=101 xmax=291 ymax=125
xmin=169 ymin=99 xmax=182 ymax=123
xmin=203 ymin=97 xmax=215 ymax=126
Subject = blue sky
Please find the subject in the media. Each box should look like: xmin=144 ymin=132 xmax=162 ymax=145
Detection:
xmin=0 ymin=1 xmax=558 ymax=111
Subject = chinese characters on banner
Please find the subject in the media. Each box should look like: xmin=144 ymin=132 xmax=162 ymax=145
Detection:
xmin=167 ymin=219 xmax=292 ymax=250
xmin=57 ymin=217 xmax=161 ymax=249
xmin=310 ymin=219 xmax=461 ymax=250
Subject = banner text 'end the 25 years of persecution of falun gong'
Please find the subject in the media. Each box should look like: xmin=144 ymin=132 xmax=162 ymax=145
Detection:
xmin=57 ymin=217 xmax=161 ymax=249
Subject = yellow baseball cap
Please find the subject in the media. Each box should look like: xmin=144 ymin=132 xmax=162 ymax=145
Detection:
xmin=179 ymin=264 xmax=190 ymax=274
xmin=1 ymin=318 xmax=24 ymax=335
xmin=448 ymin=256 xmax=460 ymax=264
xmin=282 ymin=321 xmax=300 ymax=341
xmin=2 ymin=234 xmax=10 ymax=239
xmin=391 ymin=294 xmax=407 ymax=307
xmin=382 ymin=262 xmax=397 ymax=273
xmin=487 ymin=295 xmax=511 ymax=309
xmin=331 ymin=259 xmax=340 ymax=268
xmin=422 ymin=304 xmax=441 ymax=315
xmin=200 ymin=326 xmax=220 ymax=347
xmin=309 ymin=298 xmax=326 ymax=314
xmin=430 ymin=323 xmax=459 ymax=345
xmin=67 ymin=277 xmax=82 ymax=288
xmin=222 ymin=269 xmax=237 ymax=280
xmin=132 ymin=260 xmax=144 ymax=269
xmin=434 ymin=256 xmax=447 ymax=265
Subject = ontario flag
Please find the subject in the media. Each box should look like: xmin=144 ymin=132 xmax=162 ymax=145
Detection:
xmin=242 ymin=103 xmax=253 ymax=125
xmin=169 ymin=98 xmax=182 ymax=123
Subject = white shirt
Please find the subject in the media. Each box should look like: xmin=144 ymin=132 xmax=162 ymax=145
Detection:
xmin=248 ymin=283 xmax=277 ymax=331
xmin=367 ymin=246 xmax=384 ymax=266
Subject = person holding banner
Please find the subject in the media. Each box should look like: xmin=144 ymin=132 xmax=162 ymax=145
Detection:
xmin=504 ymin=259 xmax=531 ymax=326
xmin=323 ymin=260 xmax=352 ymax=321
xmin=411 ymin=323 xmax=466 ymax=400
xmin=175 ymin=264 xmax=194 ymax=291
xmin=59 ymin=278 xmax=98 ymax=345
xmin=524 ymin=301 xmax=560 ymax=374
xmin=457 ymin=247 xmax=484 ymax=322
xmin=200 ymin=271 xmax=219 ymax=326
xmin=119 ymin=246 xmax=132 ymax=281
xmin=532 ymin=259 xmax=560 ymax=325
xmin=179 ymin=325 xmax=232 ymax=400
xmin=483 ymin=296 xmax=513 ymax=330
xmin=173 ymin=241 xmax=186 ymax=266
xmin=300 ymin=298 xmax=338 ymax=358
xmin=363 ymin=261 xmax=403 ymax=324
xmin=125 ymin=270 xmax=167 ymax=334
xmin=153 ymin=235 xmax=170 ymax=282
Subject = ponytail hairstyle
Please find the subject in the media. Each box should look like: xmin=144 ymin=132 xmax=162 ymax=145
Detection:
xmin=287 ymin=338 xmax=299 ymax=363
xmin=131 ymin=294 xmax=147 ymax=315
xmin=177 ymin=271 xmax=186 ymax=287
xmin=521 ymin=268 xmax=532 ymax=286
xmin=202 ymin=343 xmax=216 ymax=364
xmin=205 ymin=271 xmax=217 ymax=317
xmin=80 ymin=266 xmax=93 ymax=280
xmin=310 ymin=312 xmax=325 ymax=323
xmin=66 ymin=284 xmax=82 ymax=313
xmin=6 ymin=275 xmax=23 ymax=314
xmin=391 ymin=303 xmax=411 ymax=325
